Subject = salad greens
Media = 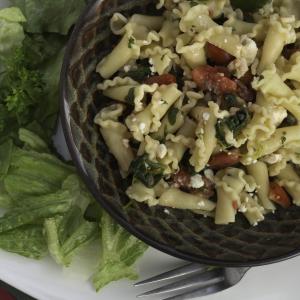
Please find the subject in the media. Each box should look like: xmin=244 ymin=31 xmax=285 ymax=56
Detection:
xmin=93 ymin=211 xmax=148 ymax=291
xmin=0 ymin=1 xmax=147 ymax=293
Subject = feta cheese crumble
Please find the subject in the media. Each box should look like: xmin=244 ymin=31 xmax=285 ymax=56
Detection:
xmin=157 ymin=144 xmax=167 ymax=159
xmin=139 ymin=122 xmax=146 ymax=133
xmin=190 ymin=174 xmax=204 ymax=189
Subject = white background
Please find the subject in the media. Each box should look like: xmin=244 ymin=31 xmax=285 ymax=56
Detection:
xmin=1 ymin=1 xmax=300 ymax=299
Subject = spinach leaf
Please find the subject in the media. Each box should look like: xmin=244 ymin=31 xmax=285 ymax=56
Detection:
xmin=125 ymin=87 xmax=135 ymax=106
xmin=224 ymin=94 xmax=238 ymax=109
xmin=226 ymin=108 xmax=250 ymax=134
xmin=120 ymin=60 xmax=152 ymax=82
xmin=167 ymin=107 xmax=179 ymax=125
xmin=215 ymin=108 xmax=250 ymax=146
xmin=129 ymin=154 xmax=165 ymax=188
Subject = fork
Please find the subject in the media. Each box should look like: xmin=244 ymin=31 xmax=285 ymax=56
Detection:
xmin=134 ymin=263 xmax=250 ymax=300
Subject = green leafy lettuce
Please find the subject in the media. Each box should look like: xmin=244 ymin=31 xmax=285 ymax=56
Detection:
xmin=0 ymin=1 xmax=148 ymax=292
xmin=0 ymin=225 xmax=47 ymax=259
xmin=93 ymin=211 xmax=148 ymax=291
xmin=11 ymin=0 xmax=86 ymax=34
xmin=0 ymin=129 xmax=148 ymax=290
xmin=0 ymin=7 xmax=25 ymax=58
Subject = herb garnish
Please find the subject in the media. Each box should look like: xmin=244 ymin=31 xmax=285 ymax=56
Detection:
xmin=128 ymin=36 xmax=135 ymax=48
xmin=129 ymin=154 xmax=165 ymax=188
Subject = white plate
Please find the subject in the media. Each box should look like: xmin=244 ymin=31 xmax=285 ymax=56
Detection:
xmin=1 ymin=246 xmax=300 ymax=300
xmin=1 ymin=1 xmax=300 ymax=299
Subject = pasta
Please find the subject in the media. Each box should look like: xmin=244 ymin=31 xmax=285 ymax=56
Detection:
xmin=94 ymin=0 xmax=300 ymax=226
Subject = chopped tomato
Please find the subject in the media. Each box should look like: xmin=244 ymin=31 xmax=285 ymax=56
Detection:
xmin=235 ymin=79 xmax=256 ymax=102
xmin=232 ymin=200 xmax=239 ymax=210
xmin=239 ymin=70 xmax=254 ymax=86
xmin=145 ymin=74 xmax=176 ymax=85
xmin=172 ymin=169 xmax=191 ymax=189
xmin=269 ymin=182 xmax=291 ymax=208
xmin=208 ymin=150 xmax=240 ymax=170
xmin=205 ymin=42 xmax=235 ymax=66
xmin=192 ymin=65 xmax=237 ymax=95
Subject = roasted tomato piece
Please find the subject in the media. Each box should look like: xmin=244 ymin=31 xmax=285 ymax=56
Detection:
xmin=145 ymin=74 xmax=177 ymax=85
xmin=208 ymin=149 xmax=240 ymax=170
xmin=192 ymin=65 xmax=237 ymax=95
xmin=269 ymin=182 xmax=291 ymax=208
xmin=205 ymin=42 xmax=235 ymax=66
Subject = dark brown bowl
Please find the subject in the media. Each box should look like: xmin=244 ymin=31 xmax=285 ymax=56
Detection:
xmin=60 ymin=0 xmax=300 ymax=267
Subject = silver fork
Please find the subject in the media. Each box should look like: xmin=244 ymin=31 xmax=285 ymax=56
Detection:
xmin=134 ymin=263 xmax=250 ymax=300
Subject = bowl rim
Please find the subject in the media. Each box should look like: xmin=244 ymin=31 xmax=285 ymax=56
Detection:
xmin=60 ymin=0 xmax=300 ymax=267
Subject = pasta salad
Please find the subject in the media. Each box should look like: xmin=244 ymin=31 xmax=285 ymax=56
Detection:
xmin=94 ymin=0 xmax=300 ymax=226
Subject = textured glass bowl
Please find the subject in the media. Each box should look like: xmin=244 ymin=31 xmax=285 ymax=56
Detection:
xmin=60 ymin=0 xmax=300 ymax=267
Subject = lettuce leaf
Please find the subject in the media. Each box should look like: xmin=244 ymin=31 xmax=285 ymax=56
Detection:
xmin=11 ymin=0 xmax=86 ymax=35
xmin=0 ymin=193 xmax=73 ymax=233
xmin=4 ymin=148 xmax=74 ymax=199
xmin=0 ymin=140 xmax=14 ymax=179
xmin=19 ymin=128 xmax=49 ymax=153
xmin=93 ymin=211 xmax=148 ymax=291
xmin=0 ymin=7 xmax=26 ymax=58
xmin=0 ymin=224 xmax=47 ymax=259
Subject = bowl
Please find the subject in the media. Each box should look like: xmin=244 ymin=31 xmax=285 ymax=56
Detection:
xmin=60 ymin=0 xmax=300 ymax=267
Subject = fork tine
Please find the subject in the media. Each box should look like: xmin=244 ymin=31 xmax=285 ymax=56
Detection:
xmin=136 ymin=268 xmax=224 ymax=297
xmin=134 ymin=263 xmax=206 ymax=286
xmin=162 ymin=281 xmax=230 ymax=300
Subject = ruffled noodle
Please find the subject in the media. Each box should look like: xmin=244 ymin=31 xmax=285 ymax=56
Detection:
xmin=176 ymin=33 xmax=207 ymax=68
xmin=98 ymin=77 xmax=158 ymax=112
xmin=243 ymin=103 xmax=286 ymax=144
xmin=160 ymin=117 xmax=196 ymax=172
xmin=214 ymin=168 xmax=257 ymax=224
xmin=179 ymin=4 xmax=218 ymax=35
xmin=94 ymin=104 xmax=134 ymax=175
xmin=110 ymin=13 xmax=128 ymax=35
xmin=150 ymin=84 xmax=182 ymax=132
xmin=126 ymin=181 xmax=159 ymax=206
xmin=267 ymin=95 xmax=300 ymax=121
xmin=141 ymin=45 xmax=179 ymax=75
xmin=268 ymin=147 xmax=300 ymax=176
xmin=208 ymin=102 xmax=230 ymax=119
xmin=278 ymin=164 xmax=300 ymax=205
xmin=125 ymin=84 xmax=182 ymax=141
xmin=282 ymin=52 xmax=300 ymax=82
xmin=258 ymin=14 xmax=297 ymax=73
xmin=190 ymin=105 xmax=217 ymax=172
xmin=240 ymin=192 xmax=265 ymax=225
xmin=252 ymin=64 xmax=294 ymax=98
xmin=96 ymin=26 xmax=141 ymax=78
xmin=194 ymin=26 xmax=258 ymax=65
xmin=159 ymin=11 xmax=180 ymax=47
xmin=158 ymin=187 xmax=216 ymax=211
